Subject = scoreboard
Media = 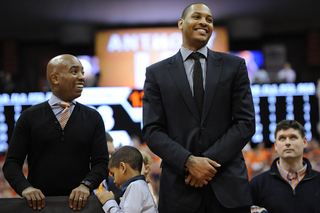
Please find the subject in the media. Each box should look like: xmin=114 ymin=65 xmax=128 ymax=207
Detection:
xmin=251 ymin=82 xmax=317 ymax=147
xmin=0 ymin=82 xmax=318 ymax=152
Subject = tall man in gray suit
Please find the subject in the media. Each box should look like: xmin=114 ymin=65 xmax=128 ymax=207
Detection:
xmin=142 ymin=3 xmax=255 ymax=213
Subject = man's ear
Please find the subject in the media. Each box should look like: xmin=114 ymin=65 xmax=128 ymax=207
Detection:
xmin=178 ymin=18 xmax=184 ymax=30
xmin=50 ymin=73 xmax=59 ymax=85
xmin=274 ymin=140 xmax=278 ymax=152
xmin=303 ymin=136 xmax=308 ymax=148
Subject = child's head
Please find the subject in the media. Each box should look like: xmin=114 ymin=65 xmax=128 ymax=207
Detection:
xmin=140 ymin=150 xmax=153 ymax=183
xmin=108 ymin=146 xmax=143 ymax=188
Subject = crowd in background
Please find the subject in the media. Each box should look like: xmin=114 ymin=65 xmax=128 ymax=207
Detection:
xmin=1 ymin=136 xmax=320 ymax=201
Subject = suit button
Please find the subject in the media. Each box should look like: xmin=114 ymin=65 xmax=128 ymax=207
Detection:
xmin=201 ymin=126 xmax=204 ymax=130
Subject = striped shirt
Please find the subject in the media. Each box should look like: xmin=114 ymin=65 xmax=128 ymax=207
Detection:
xmin=48 ymin=94 xmax=76 ymax=121
xmin=277 ymin=160 xmax=307 ymax=189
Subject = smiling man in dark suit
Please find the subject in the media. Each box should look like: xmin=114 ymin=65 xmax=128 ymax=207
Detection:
xmin=142 ymin=3 xmax=255 ymax=213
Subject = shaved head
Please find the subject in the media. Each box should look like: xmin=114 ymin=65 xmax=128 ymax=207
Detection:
xmin=46 ymin=54 xmax=80 ymax=84
xmin=46 ymin=54 xmax=84 ymax=101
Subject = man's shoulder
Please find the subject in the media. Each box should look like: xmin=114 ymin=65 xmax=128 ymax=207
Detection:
xmin=75 ymin=102 xmax=91 ymax=109
xmin=250 ymin=170 xmax=272 ymax=183
xmin=148 ymin=52 xmax=179 ymax=69
xmin=310 ymin=168 xmax=320 ymax=177
xmin=75 ymin=102 xmax=99 ymax=112
xmin=208 ymin=49 xmax=243 ymax=61
xmin=74 ymin=102 xmax=103 ymax=120
xmin=15 ymin=102 xmax=49 ymax=123
xmin=22 ymin=101 xmax=49 ymax=113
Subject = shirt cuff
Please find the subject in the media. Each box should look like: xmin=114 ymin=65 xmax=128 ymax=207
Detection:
xmin=103 ymin=199 xmax=118 ymax=212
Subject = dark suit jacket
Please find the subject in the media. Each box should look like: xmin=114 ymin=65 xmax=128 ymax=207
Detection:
xmin=142 ymin=48 xmax=255 ymax=212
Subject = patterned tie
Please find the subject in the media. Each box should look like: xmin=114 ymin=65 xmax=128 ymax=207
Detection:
xmin=190 ymin=52 xmax=204 ymax=117
xmin=59 ymin=102 xmax=71 ymax=130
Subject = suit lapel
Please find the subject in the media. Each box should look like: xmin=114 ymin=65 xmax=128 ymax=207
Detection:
xmin=168 ymin=52 xmax=200 ymax=121
xmin=203 ymin=49 xmax=222 ymax=121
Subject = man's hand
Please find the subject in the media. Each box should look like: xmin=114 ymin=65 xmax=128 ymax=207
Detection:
xmin=184 ymin=155 xmax=221 ymax=187
xmin=96 ymin=190 xmax=115 ymax=205
xmin=69 ymin=184 xmax=90 ymax=210
xmin=22 ymin=187 xmax=45 ymax=210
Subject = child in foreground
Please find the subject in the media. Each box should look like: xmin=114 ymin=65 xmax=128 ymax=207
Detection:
xmin=96 ymin=146 xmax=158 ymax=213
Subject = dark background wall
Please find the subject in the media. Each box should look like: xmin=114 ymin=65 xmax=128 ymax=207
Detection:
xmin=1 ymin=0 xmax=320 ymax=93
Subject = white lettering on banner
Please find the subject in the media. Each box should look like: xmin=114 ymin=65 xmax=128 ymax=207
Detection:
xmin=106 ymin=31 xmax=217 ymax=89
xmin=106 ymin=31 xmax=217 ymax=53
xmin=140 ymin=33 xmax=151 ymax=50
xmin=123 ymin=33 xmax=139 ymax=52
xmin=134 ymin=52 xmax=150 ymax=90
xmin=107 ymin=34 xmax=122 ymax=52
xmin=107 ymin=32 xmax=182 ymax=52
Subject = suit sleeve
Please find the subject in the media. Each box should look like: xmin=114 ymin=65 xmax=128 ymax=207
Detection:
xmin=249 ymin=176 xmax=260 ymax=205
xmin=142 ymin=66 xmax=192 ymax=176
xmin=82 ymin=112 xmax=109 ymax=190
xmin=202 ymin=58 xmax=255 ymax=165
xmin=3 ymin=110 xmax=33 ymax=196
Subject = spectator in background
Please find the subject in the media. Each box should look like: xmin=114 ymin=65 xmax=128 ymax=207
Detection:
xmin=130 ymin=135 xmax=162 ymax=201
xmin=250 ymin=120 xmax=320 ymax=213
xmin=2 ymin=54 xmax=109 ymax=211
xmin=94 ymin=132 xmax=123 ymax=204
xmin=0 ymin=70 xmax=15 ymax=93
xmin=243 ymin=142 xmax=270 ymax=180
xmin=304 ymin=137 xmax=320 ymax=172
xmin=140 ymin=150 xmax=158 ymax=203
xmin=106 ymin=132 xmax=115 ymax=158
xmin=276 ymin=62 xmax=296 ymax=83
xmin=251 ymin=65 xmax=270 ymax=85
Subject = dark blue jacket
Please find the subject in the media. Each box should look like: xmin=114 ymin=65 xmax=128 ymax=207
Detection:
xmin=250 ymin=157 xmax=320 ymax=213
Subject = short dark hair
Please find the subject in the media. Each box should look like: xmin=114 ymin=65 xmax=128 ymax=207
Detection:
xmin=274 ymin=120 xmax=305 ymax=139
xmin=108 ymin=146 xmax=143 ymax=172
xmin=181 ymin=2 xmax=209 ymax=19
xmin=106 ymin=132 xmax=113 ymax=142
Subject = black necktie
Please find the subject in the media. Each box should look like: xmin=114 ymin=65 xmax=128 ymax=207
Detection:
xmin=190 ymin=52 xmax=204 ymax=117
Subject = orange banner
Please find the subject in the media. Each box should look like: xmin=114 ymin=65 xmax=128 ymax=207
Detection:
xmin=95 ymin=27 xmax=228 ymax=89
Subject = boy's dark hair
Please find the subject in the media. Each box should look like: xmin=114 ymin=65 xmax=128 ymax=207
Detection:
xmin=109 ymin=146 xmax=143 ymax=172
xmin=274 ymin=120 xmax=305 ymax=139
xmin=181 ymin=2 xmax=209 ymax=19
